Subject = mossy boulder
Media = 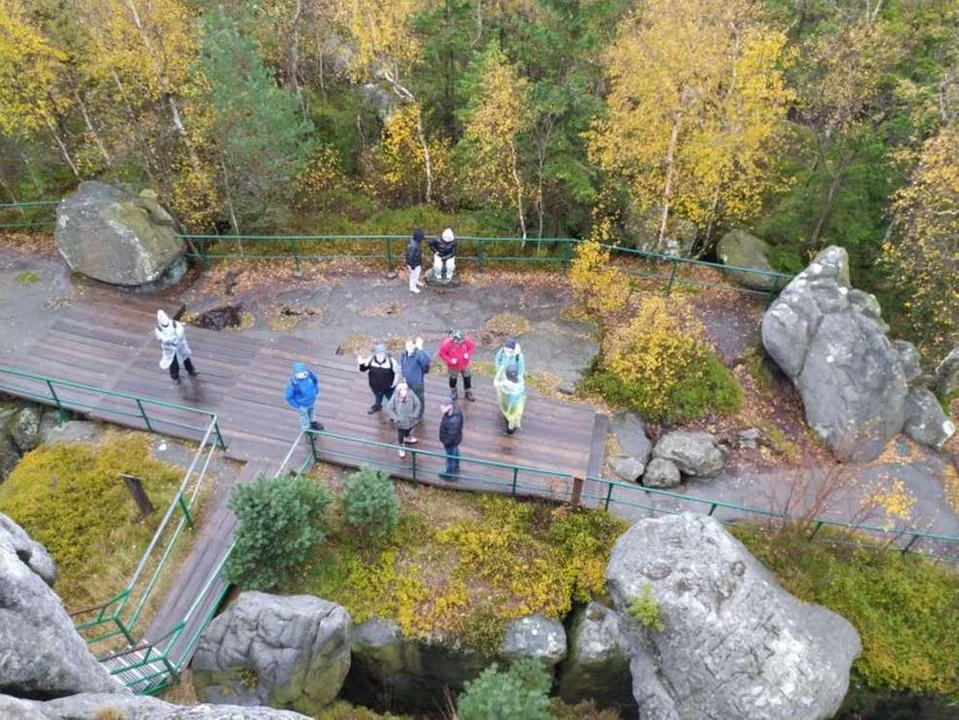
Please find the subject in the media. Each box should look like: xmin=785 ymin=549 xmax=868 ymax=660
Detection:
xmin=717 ymin=229 xmax=780 ymax=291
xmin=56 ymin=182 xmax=186 ymax=288
xmin=622 ymin=201 xmax=698 ymax=257
xmin=192 ymin=592 xmax=351 ymax=716
xmin=10 ymin=407 xmax=42 ymax=453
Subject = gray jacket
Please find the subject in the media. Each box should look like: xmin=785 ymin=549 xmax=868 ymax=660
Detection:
xmin=386 ymin=392 xmax=422 ymax=430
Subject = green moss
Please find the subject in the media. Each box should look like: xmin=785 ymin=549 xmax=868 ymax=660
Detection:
xmin=626 ymin=582 xmax=665 ymax=632
xmin=315 ymin=701 xmax=413 ymax=719
xmin=732 ymin=526 xmax=959 ymax=698
xmin=15 ymin=271 xmax=40 ymax=286
xmin=0 ymin=433 xmax=182 ymax=609
xmin=282 ymin=490 xmax=626 ymax=653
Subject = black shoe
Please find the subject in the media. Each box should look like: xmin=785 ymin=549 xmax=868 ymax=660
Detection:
xmin=310 ymin=421 xmax=324 ymax=431
xmin=465 ymin=391 xmax=475 ymax=401
xmin=368 ymin=405 xmax=381 ymax=414
xmin=171 ymin=377 xmax=181 ymax=385
xmin=450 ymin=388 xmax=458 ymax=400
xmin=439 ymin=472 xmax=455 ymax=482
xmin=506 ymin=427 xmax=515 ymax=435
xmin=188 ymin=371 xmax=199 ymax=378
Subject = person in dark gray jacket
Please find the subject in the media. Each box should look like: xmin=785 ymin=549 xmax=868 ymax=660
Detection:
xmin=406 ymin=229 xmax=425 ymax=293
xmin=438 ymin=396 xmax=464 ymax=480
xmin=386 ymin=383 xmax=422 ymax=458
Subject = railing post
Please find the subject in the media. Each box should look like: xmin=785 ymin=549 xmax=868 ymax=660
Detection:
xmin=213 ymin=421 xmax=226 ymax=449
xmin=45 ymin=379 xmax=66 ymax=425
xmin=901 ymin=533 xmax=921 ymax=556
xmin=177 ymin=494 xmax=195 ymax=529
xmin=604 ymin=482 xmax=614 ymax=511
xmin=808 ymin=520 xmax=824 ymax=541
xmin=570 ymin=475 xmax=584 ymax=509
xmin=665 ymin=259 xmax=678 ymax=296
xmin=386 ymin=236 xmax=394 ymax=272
xmin=765 ymin=275 xmax=781 ymax=308
xmin=291 ymin=238 xmax=303 ymax=277
xmin=307 ymin=431 xmax=318 ymax=462
xmin=563 ymin=239 xmax=573 ymax=265
xmin=135 ymin=399 xmax=154 ymax=433
xmin=511 ymin=467 xmax=519 ymax=496
xmin=708 ymin=502 xmax=718 ymax=516
xmin=411 ymin=450 xmax=418 ymax=486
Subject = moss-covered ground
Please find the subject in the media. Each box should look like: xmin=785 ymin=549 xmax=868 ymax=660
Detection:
xmin=733 ymin=526 xmax=959 ymax=700
xmin=0 ymin=432 xmax=184 ymax=610
xmin=281 ymin=471 xmax=627 ymax=654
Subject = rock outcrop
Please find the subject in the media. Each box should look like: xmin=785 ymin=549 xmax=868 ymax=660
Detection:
xmin=609 ymin=456 xmax=646 ymax=483
xmin=622 ymin=201 xmax=698 ymax=257
xmin=0 ymin=692 xmax=310 ymax=719
xmin=893 ymin=340 xmax=922 ymax=384
xmin=902 ymin=388 xmax=956 ymax=451
xmin=0 ymin=513 xmax=119 ymax=699
xmin=717 ymin=229 xmax=781 ymax=291
xmin=934 ymin=346 xmax=959 ymax=396
xmin=56 ymin=182 xmax=186 ymax=288
xmin=10 ymin=406 xmax=42 ymax=453
xmin=500 ymin=614 xmax=566 ymax=665
xmin=192 ymin=591 xmax=351 ymax=716
xmin=641 ymin=458 xmax=681 ymax=488
xmin=606 ymin=513 xmax=861 ymax=720
xmin=761 ymin=246 xmax=908 ymax=462
xmin=556 ymin=603 xmax=636 ymax=715
xmin=651 ymin=431 xmax=726 ymax=479
xmin=609 ymin=412 xmax=653 ymax=481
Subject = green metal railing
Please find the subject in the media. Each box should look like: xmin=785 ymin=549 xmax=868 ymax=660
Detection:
xmin=0 ymin=200 xmax=59 ymax=230
xmin=287 ymin=429 xmax=959 ymax=563
xmin=0 ymin=366 xmax=226 ymax=448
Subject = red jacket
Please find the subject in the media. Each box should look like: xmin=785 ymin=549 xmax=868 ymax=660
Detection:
xmin=438 ymin=336 xmax=476 ymax=371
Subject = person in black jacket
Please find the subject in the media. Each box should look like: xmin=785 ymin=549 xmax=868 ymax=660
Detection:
xmin=429 ymin=227 xmax=457 ymax=281
xmin=406 ymin=228 xmax=425 ymax=294
xmin=438 ymin=396 xmax=463 ymax=481
xmin=358 ymin=343 xmax=399 ymax=413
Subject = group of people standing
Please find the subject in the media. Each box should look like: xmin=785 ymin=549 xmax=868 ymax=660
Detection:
xmin=153 ymin=226 xmax=527 ymax=480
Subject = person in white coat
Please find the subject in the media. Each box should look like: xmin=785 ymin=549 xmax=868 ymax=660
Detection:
xmin=155 ymin=310 xmax=197 ymax=384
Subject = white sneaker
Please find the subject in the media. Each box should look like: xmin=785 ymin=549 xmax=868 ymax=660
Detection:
xmin=417 ymin=280 xmax=426 ymax=287
xmin=410 ymin=286 xmax=421 ymax=294
xmin=399 ymin=449 xmax=406 ymax=458
xmin=406 ymin=437 xmax=418 ymax=444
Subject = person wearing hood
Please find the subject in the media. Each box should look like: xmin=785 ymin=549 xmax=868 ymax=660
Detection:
xmin=154 ymin=310 xmax=197 ymax=384
xmin=494 ymin=338 xmax=525 ymax=379
xmin=406 ymin=229 xmax=426 ymax=294
xmin=494 ymin=364 xmax=526 ymax=435
xmin=438 ymin=329 xmax=476 ymax=401
xmin=285 ymin=362 xmax=324 ymax=432
xmin=358 ymin=343 xmax=399 ymax=414
xmin=438 ymin=396 xmax=464 ymax=481
xmin=429 ymin=227 xmax=457 ymax=281
xmin=385 ymin=382 xmax=422 ymax=458
xmin=399 ymin=336 xmax=430 ymax=422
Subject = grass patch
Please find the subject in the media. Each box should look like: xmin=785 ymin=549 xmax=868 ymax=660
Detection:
xmin=741 ymin=345 xmax=774 ymax=393
xmin=316 ymin=701 xmax=414 ymax=719
xmin=732 ymin=525 xmax=959 ymax=698
xmin=0 ymin=432 xmax=183 ymax=610
xmin=758 ymin=422 xmax=801 ymax=463
xmin=15 ymin=271 xmax=40 ymax=286
xmin=282 ymin=484 xmax=626 ymax=655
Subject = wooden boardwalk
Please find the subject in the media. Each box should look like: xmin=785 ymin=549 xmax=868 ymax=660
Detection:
xmin=1 ymin=282 xmax=605 ymax=660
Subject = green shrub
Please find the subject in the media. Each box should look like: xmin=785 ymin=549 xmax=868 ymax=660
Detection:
xmin=627 ymin=582 xmax=665 ymax=631
xmin=314 ymin=700 xmax=413 ymax=719
xmin=457 ymin=659 xmax=552 ymax=720
xmin=224 ymin=473 xmax=332 ymax=591
xmin=342 ymin=465 xmax=399 ymax=539
xmin=549 ymin=699 xmax=622 ymax=720
xmin=733 ymin=526 xmax=959 ymax=698
xmin=0 ymin=432 xmax=182 ymax=609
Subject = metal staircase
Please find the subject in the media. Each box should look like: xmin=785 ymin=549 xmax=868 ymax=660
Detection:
xmin=100 ymin=645 xmax=177 ymax=695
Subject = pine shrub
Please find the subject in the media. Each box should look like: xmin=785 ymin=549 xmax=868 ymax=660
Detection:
xmin=457 ymin=659 xmax=553 ymax=720
xmin=342 ymin=466 xmax=399 ymax=539
xmin=224 ymin=473 xmax=331 ymax=591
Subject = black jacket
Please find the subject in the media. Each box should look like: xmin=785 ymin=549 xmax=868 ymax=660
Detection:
xmin=439 ymin=407 xmax=464 ymax=447
xmin=360 ymin=355 xmax=398 ymax=393
xmin=429 ymin=237 xmax=456 ymax=260
xmin=406 ymin=238 xmax=422 ymax=269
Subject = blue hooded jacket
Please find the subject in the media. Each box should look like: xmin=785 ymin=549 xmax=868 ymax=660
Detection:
xmin=399 ymin=348 xmax=431 ymax=386
xmin=285 ymin=362 xmax=319 ymax=409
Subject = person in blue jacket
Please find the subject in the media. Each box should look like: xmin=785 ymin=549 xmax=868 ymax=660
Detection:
xmin=400 ymin=336 xmax=431 ymax=422
xmin=285 ymin=362 xmax=324 ymax=432
xmin=494 ymin=337 xmax=525 ymax=379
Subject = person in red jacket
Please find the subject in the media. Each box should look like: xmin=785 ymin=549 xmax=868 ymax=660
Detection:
xmin=437 ymin=329 xmax=476 ymax=401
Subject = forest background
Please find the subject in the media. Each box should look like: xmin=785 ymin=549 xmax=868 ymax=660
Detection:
xmin=1 ymin=0 xmax=957 ymax=355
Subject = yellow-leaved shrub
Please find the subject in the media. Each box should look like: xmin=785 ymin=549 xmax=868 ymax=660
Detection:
xmin=568 ymin=236 xmax=630 ymax=316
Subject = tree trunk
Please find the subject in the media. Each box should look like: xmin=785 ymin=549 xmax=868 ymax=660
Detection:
xmin=219 ymin=157 xmax=242 ymax=250
xmin=414 ymin=110 xmax=433 ymax=205
xmin=807 ymin=168 xmax=844 ymax=254
xmin=658 ymin=114 xmax=681 ymax=248
xmin=46 ymin=119 xmax=80 ymax=177
xmin=0 ymin=169 xmax=25 ymax=215
xmin=72 ymin=87 xmax=112 ymax=166
xmin=508 ymin=140 xmax=527 ymax=241
xmin=167 ymin=95 xmax=202 ymax=174
xmin=110 ymin=69 xmax=158 ymax=185
xmin=701 ymin=191 xmax=721 ymax=256
xmin=288 ymin=0 xmax=306 ymax=117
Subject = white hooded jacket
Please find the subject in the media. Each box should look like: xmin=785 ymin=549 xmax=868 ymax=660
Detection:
xmin=154 ymin=310 xmax=191 ymax=369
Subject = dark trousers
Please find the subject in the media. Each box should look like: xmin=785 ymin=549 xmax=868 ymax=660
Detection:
xmin=444 ymin=444 xmax=460 ymax=474
xmin=409 ymin=383 xmax=425 ymax=421
xmin=371 ymin=387 xmax=394 ymax=409
xmin=169 ymin=357 xmax=195 ymax=381
xmin=397 ymin=427 xmax=411 ymax=444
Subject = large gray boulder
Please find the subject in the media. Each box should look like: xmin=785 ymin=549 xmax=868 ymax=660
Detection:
xmin=500 ymin=614 xmax=566 ymax=665
xmin=10 ymin=406 xmax=42 ymax=453
xmin=606 ymin=513 xmax=861 ymax=720
xmin=56 ymin=182 xmax=186 ymax=287
xmin=191 ymin=592 xmax=351 ymax=716
xmin=892 ymin=340 xmax=922 ymax=384
xmin=641 ymin=458 xmax=681 ymax=488
xmin=0 ymin=692 xmax=310 ymax=718
xmin=609 ymin=456 xmax=646 ymax=483
xmin=0 ymin=432 xmax=20 ymax=481
xmin=622 ymin=201 xmax=698 ymax=257
xmin=652 ymin=431 xmax=726 ymax=479
xmin=556 ymin=603 xmax=636 ymax=715
xmin=902 ymin=388 xmax=956 ymax=451
xmin=717 ymin=229 xmax=781 ymax=291
xmin=761 ymin=246 xmax=908 ymax=462
xmin=934 ymin=347 xmax=959 ymax=396
xmin=0 ymin=514 xmax=119 ymax=699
